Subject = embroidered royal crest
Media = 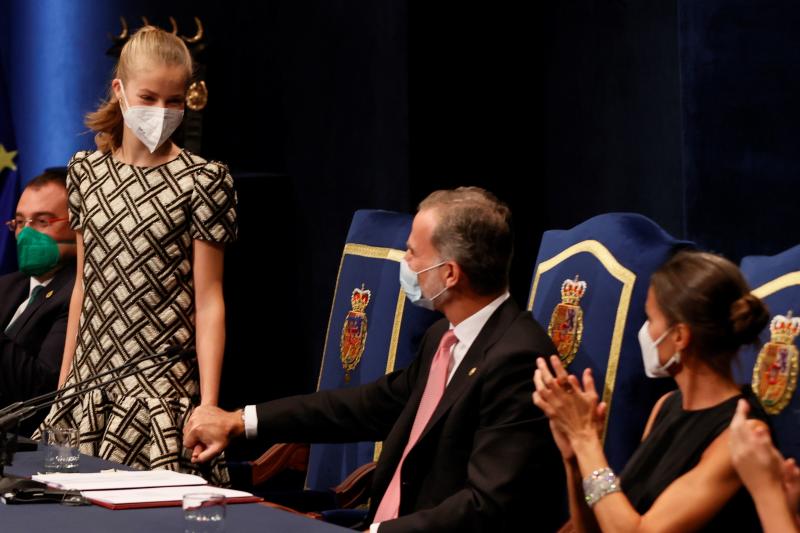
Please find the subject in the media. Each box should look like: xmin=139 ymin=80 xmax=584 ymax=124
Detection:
xmin=752 ymin=311 xmax=800 ymax=415
xmin=547 ymin=276 xmax=587 ymax=366
xmin=340 ymin=284 xmax=372 ymax=382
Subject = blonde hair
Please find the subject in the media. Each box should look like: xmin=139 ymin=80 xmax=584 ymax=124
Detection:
xmin=85 ymin=26 xmax=193 ymax=153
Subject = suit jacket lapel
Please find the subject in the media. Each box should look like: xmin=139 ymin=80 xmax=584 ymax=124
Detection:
xmin=6 ymin=287 xmax=48 ymax=336
xmin=370 ymin=318 xmax=449 ymax=503
xmin=416 ymin=299 xmax=520 ymax=443
xmin=370 ymin=300 xmax=521 ymax=514
xmin=391 ymin=319 xmax=449 ymax=441
xmin=4 ymin=262 xmax=75 ymax=337
xmin=0 ymin=275 xmax=30 ymax=331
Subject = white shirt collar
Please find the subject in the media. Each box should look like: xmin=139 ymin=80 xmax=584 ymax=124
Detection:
xmin=28 ymin=276 xmax=53 ymax=296
xmin=451 ymin=292 xmax=510 ymax=349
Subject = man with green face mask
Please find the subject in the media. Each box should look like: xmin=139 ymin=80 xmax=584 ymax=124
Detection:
xmin=0 ymin=169 xmax=76 ymax=436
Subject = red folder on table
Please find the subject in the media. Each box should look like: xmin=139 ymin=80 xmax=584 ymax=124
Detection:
xmin=33 ymin=470 xmax=262 ymax=510
xmin=84 ymin=486 xmax=262 ymax=510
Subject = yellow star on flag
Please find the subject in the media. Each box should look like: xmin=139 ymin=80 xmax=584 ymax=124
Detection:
xmin=0 ymin=143 xmax=18 ymax=173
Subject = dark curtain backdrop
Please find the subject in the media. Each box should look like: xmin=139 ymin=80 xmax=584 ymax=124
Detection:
xmin=2 ymin=1 xmax=798 ymax=461
xmin=185 ymin=1 xmax=412 ymax=414
xmin=409 ymin=1 xmax=685 ymax=305
xmin=679 ymin=1 xmax=800 ymax=260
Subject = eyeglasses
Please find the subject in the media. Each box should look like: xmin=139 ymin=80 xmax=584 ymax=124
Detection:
xmin=4 ymin=216 xmax=69 ymax=232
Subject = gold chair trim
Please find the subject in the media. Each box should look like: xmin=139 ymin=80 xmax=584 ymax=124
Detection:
xmin=527 ymin=239 xmax=636 ymax=441
xmin=314 ymin=243 xmax=406 ymax=472
xmin=751 ymin=271 xmax=800 ymax=299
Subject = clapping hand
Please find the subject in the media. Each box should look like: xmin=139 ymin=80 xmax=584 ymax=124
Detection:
xmin=532 ymin=355 xmax=606 ymax=461
xmin=730 ymin=399 xmax=800 ymax=509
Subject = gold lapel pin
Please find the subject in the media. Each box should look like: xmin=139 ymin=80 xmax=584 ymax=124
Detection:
xmin=468 ymin=367 xmax=477 ymax=377
xmin=46 ymin=290 xmax=54 ymax=299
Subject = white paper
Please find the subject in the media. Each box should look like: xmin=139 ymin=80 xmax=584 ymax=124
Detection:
xmin=82 ymin=486 xmax=254 ymax=505
xmin=32 ymin=469 xmax=208 ymax=491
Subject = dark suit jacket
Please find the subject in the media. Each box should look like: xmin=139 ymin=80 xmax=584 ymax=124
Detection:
xmin=256 ymin=298 xmax=565 ymax=532
xmin=0 ymin=260 xmax=75 ymax=435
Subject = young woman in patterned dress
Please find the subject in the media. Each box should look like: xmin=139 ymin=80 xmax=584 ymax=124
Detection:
xmin=35 ymin=26 xmax=236 ymax=484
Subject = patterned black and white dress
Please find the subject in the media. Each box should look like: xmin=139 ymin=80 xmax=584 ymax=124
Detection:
xmin=35 ymin=149 xmax=237 ymax=484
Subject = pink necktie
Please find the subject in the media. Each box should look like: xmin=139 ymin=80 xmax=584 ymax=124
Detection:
xmin=374 ymin=329 xmax=459 ymax=522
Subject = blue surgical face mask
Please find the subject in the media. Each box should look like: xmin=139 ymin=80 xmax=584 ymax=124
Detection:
xmin=399 ymin=258 xmax=448 ymax=310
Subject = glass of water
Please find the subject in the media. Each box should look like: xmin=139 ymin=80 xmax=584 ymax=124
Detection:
xmin=183 ymin=492 xmax=226 ymax=533
xmin=42 ymin=426 xmax=80 ymax=473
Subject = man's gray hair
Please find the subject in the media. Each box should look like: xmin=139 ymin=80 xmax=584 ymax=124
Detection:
xmin=418 ymin=186 xmax=512 ymax=296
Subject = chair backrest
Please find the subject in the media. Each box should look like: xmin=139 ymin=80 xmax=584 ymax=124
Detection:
xmin=528 ymin=213 xmax=692 ymax=471
xmin=305 ymin=209 xmax=440 ymax=491
xmin=734 ymin=243 xmax=800 ymax=460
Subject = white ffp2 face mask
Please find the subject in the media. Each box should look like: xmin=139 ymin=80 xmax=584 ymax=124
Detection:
xmin=638 ymin=320 xmax=681 ymax=378
xmin=118 ymin=80 xmax=184 ymax=153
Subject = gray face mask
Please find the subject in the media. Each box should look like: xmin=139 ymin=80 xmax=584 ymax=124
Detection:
xmin=399 ymin=258 xmax=447 ymax=311
xmin=638 ymin=321 xmax=680 ymax=378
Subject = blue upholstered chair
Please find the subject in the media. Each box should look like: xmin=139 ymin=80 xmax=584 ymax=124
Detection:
xmin=527 ymin=213 xmax=692 ymax=471
xmin=733 ymin=243 xmax=800 ymax=461
xmin=242 ymin=209 xmax=440 ymax=517
xmin=305 ymin=209 xmax=440 ymax=493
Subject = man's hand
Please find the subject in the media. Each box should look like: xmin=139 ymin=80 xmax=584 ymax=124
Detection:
xmin=183 ymin=405 xmax=245 ymax=463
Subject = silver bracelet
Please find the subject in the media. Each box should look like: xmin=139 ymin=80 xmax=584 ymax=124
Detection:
xmin=582 ymin=467 xmax=621 ymax=508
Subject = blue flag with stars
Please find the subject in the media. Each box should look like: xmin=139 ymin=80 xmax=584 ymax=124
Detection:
xmin=0 ymin=63 xmax=20 ymax=275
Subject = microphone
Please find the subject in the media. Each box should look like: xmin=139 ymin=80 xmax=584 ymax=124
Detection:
xmin=0 ymin=345 xmax=194 ymax=477
xmin=0 ymin=342 xmax=184 ymax=421
xmin=0 ymin=345 xmax=193 ymax=432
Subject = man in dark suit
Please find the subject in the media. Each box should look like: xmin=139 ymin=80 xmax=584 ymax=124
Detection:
xmin=184 ymin=187 xmax=564 ymax=532
xmin=0 ymin=170 xmax=76 ymax=435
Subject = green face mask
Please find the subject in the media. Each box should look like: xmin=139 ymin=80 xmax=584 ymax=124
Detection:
xmin=16 ymin=227 xmax=61 ymax=277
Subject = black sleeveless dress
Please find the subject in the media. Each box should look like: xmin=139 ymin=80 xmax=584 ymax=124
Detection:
xmin=619 ymin=388 xmax=767 ymax=532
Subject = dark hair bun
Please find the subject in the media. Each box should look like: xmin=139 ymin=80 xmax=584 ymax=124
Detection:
xmin=730 ymin=293 xmax=770 ymax=345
